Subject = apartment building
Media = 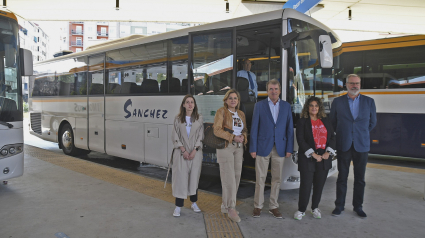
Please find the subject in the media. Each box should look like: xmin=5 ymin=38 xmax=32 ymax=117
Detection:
xmin=18 ymin=19 xmax=50 ymax=102
xmin=68 ymin=21 xmax=198 ymax=52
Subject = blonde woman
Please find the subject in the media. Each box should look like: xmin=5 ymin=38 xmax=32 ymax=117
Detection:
xmin=172 ymin=95 xmax=204 ymax=217
xmin=214 ymin=89 xmax=248 ymax=223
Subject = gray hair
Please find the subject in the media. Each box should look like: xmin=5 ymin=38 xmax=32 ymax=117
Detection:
xmin=346 ymin=74 xmax=361 ymax=82
xmin=266 ymin=79 xmax=281 ymax=90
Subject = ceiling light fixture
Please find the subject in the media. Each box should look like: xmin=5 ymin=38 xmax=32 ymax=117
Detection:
xmin=348 ymin=7 xmax=352 ymax=20
xmin=116 ymin=0 xmax=120 ymax=11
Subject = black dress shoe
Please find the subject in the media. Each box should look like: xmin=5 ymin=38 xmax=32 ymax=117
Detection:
xmin=353 ymin=208 xmax=367 ymax=218
xmin=332 ymin=207 xmax=344 ymax=216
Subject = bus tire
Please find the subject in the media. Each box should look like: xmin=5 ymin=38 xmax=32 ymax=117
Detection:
xmin=60 ymin=123 xmax=79 ymax=156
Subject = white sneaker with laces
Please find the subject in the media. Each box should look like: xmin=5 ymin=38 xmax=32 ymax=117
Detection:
xmin=294 ymin=211 xmax=305 ymax=220
xmin=173 ymin=207 xmax=181 ymax=217
xmin=311 ymin=208 xmax=321 ymax=219
xmin=191 ymin=203 xmax=201 ymax=212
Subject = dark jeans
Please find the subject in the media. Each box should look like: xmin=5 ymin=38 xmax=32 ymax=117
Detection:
xmin=175 ymin=190 xmax=198 ymax=207
xmin=335 ymin=144 xmax=368 ymax=210
xmin=298 ymin=152 xmax=329 ymax=212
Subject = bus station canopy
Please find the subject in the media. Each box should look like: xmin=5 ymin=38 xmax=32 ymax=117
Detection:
xmin=5 ymin=0 xmax=425 ymax=35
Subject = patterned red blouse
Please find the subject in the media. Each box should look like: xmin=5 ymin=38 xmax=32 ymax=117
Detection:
xmin=311 ymin=119 xmax=327 ymax=150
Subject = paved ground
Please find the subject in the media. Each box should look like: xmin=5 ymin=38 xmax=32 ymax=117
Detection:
xmin=0 ymin=118 xmax=423 ymax=237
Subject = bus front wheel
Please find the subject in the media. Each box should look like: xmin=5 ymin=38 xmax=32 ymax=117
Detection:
xmin=61 ymin=124 xmax=79 ymax=156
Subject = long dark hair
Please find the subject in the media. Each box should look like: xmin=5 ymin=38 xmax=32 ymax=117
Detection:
xmin=178 ymin=94 xmax=200 ymax=123
xmin=300 ymin=96 xmax=326 ymax=119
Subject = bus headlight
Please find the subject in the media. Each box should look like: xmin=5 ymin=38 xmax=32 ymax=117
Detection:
xmin=0 ymin=143 xmax=23 ymax=158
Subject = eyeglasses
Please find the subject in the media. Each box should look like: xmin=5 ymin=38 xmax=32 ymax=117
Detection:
xmin=347 ymin=82 xmax=360 ymax=86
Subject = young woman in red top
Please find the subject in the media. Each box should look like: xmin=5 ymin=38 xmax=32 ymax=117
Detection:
xmin=294 ymin=96 xmax=336 ymax=220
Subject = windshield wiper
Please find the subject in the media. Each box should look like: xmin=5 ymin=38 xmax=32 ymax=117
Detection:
xmin=0 ymin=121 xmax=13 ymax=128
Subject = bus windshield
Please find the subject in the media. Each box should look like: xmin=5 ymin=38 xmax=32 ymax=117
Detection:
xmin=0 ymin=15 xmax=21 ymax=122
xmin=287 ymin=19 xmax=339 ymax=124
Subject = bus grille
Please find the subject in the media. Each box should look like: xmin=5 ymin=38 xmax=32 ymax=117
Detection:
xmin=30 ymin=113 xmax=42 ymax=135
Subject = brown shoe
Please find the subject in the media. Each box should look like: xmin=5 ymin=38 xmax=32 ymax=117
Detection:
xmin=269 ymin=208 xmax=282 ymax=219
xmin=252 ymin=208 xmax=261 ymax=218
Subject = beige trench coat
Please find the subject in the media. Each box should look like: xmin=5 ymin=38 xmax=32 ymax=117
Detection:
xmin=171 ymin=115 xmax=204 ymax=199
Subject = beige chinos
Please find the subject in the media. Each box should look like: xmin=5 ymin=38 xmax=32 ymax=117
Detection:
xmin=254 ymin=146 xmax=284 ymax=210
xmin=217 ymin=142 xmax=244 ymax=209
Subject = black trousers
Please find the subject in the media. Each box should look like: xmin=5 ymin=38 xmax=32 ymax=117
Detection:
xmin=335 ymin=143 xmax=368 ymax=210
xmin=298 ymin=161 xmax=329 ymax=212
xmin=175 ymin=190 xmax=198 ymax=207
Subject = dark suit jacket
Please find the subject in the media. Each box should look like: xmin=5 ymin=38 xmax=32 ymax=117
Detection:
xmin=330 ymin=94 xmax=377 ymax=153
xmin=249 ymin=98 xmax=294 ymax=157
xmin=296 ymin=117 xmax=336 ymax=172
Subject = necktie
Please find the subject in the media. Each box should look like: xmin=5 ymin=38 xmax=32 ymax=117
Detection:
xmin=247 ymin=72 xmax=254 ymax=90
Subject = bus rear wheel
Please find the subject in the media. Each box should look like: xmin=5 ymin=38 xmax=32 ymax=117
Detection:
xmin=61 ymin=124 xmax=80 ymax=156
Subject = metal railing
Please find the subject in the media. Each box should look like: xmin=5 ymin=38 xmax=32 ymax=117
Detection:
xmin=71 ymin=30 xmax=84 ymax=35
xmin=70 ymin=41 xmax=83 ymax=46
xmin=97 ymin=31 xmax=109 ymax=37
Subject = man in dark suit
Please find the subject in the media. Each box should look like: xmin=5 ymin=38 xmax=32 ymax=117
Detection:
xmin=250 ymin=79 xmax=294 ymax=219
xmin=330 ymin=74 xmax=377 ymax=218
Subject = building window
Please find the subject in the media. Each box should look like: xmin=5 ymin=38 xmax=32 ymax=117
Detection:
xmin=76 ymin=37 xmax=82 ymax=46
xmin=131 ymin=26 xmax=147 ymax=35
xmin=76 ymin=26 xmax=82 ymax=34
xmin=76 ymin=48 xmax=82 ymax=52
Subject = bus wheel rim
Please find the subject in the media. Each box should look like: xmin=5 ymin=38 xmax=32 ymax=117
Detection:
xmin=62 ymin=131 xmax=73 ymax=149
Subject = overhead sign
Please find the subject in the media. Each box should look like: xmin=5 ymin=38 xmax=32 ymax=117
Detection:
xmin=283 ymin=0 xmax=323 ymax=13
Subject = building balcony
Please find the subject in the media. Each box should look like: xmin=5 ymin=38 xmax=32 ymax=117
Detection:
xmin=71 ymin=30 xmax=84 ymax=35
xmin=97 ymin=32 xmax=109 ymax=37
xmin=71 ymin=41 xmax=83 ymax=47
xmin=71 ymin=21 xmax=84 ymax=24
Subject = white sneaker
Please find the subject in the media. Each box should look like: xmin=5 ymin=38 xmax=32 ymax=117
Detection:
xmin=173 ymin=207 xmax=181 ymax=217
xmin=294 ymin=211 xmax=305 ymax=220
xmin=221 ymin=204 xmax=228 ymax=213
xmin=311 ymin=208 xmax=321 ymax=219
xmin=191 ymin=203 xmax=201 ymax=212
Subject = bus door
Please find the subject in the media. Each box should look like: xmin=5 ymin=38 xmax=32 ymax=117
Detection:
xmin=87 ymin=54 xmax=105 ymax=153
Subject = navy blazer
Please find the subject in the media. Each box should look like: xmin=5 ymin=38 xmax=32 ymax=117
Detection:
xmin=249 ymin=99 xmax=294 ymax=157
xmin=330 ymin=94 xmax=377 ymax=153
xmin=296 ymin=117 xmax=336 ymax=172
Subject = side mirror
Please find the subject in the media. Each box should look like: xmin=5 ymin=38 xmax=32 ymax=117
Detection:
xmin=319 ymin=35 xmax=333 ymax=68
xmin=19 ymin=48 xmax=33 ymax=76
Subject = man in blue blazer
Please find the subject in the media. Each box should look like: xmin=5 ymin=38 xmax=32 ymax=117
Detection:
xmin=250 ymin=79 xmax=294 ymax=219
xmin=330 ymin=74 xmax=377 ymax=218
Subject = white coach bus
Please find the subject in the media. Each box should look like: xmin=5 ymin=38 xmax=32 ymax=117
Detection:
xmin=29 ymin=9 xmax=340 ymax=189
xmin=0 ymin=10 xmax=33 ymax=184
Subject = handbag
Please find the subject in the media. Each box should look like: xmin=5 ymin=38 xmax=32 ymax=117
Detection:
xmin=203 ymin=122 xmax=233 ymax=149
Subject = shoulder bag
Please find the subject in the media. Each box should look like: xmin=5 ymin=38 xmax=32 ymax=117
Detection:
xmin=203 ymin=122 xmax=233 ymax=149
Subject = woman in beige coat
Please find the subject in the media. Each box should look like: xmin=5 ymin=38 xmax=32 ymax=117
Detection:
xmin=214 ymin=89 xmax=248 ymax=223
xmin=172 ymin=95 xmax=204 ymax=217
